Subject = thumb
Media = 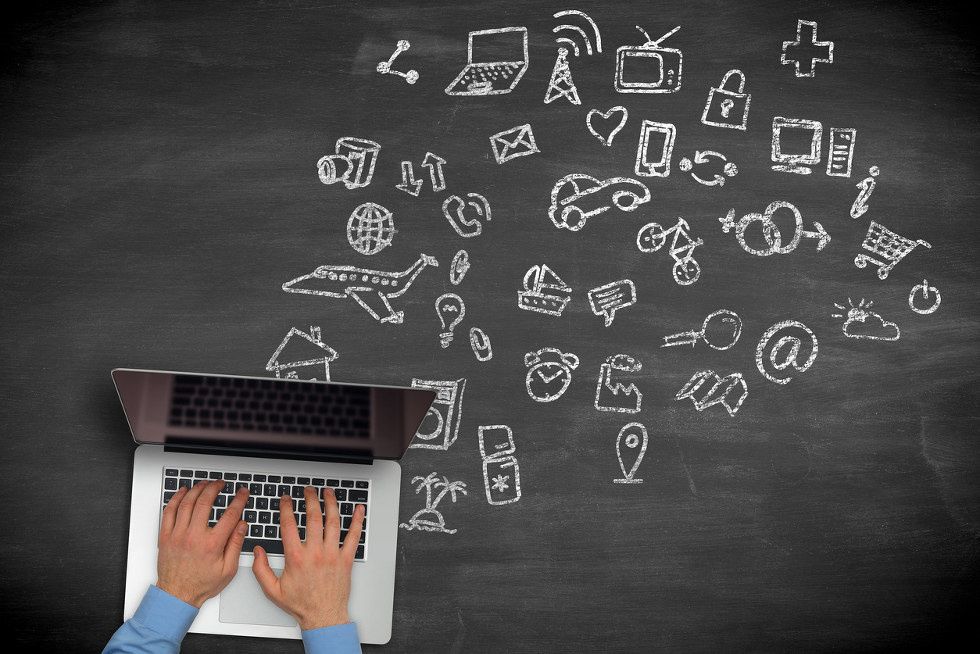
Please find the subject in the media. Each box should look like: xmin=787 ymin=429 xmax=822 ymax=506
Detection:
xmin=251 ymin=546 xmax=282 ymax=601
xmin=222 ymin=521 xmax=248 ymax=572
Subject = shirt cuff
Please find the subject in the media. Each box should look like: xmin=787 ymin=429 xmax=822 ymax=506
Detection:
xmin=302 ymin=622 xmax=361 ymax=653
xmin=132 ymin=585 xmax=200 ymax=643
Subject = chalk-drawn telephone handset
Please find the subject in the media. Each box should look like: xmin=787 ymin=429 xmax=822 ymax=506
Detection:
xmin=595 ymin=354 xmax=643 ymax=413
xmin=441 ymin=192 xmax=492 ymax=238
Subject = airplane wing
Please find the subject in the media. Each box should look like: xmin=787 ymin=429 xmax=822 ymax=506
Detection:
xmin=349 ymin=288 xmax=402 ymax=324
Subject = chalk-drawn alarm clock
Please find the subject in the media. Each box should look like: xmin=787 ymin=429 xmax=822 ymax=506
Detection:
xmin=524 ymin=347 xmax=580 ymax=402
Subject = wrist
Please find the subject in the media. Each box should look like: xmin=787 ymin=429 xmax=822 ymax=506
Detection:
xmin=155 ymin=580 xmax=208 ymax=608
xmin=298 ymin=609 xmax=350 ymax=631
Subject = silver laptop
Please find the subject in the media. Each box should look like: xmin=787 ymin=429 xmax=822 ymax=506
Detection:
xmin=112 ymin=368 xmax=435 ymax=643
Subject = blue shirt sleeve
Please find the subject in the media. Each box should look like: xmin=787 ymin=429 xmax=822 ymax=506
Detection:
xmin=103 ymin=585 xmax=199 ymax=654
xmin=302 ymin=622 xmax=362 ymax=654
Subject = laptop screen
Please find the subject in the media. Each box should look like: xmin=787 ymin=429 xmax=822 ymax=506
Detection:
xmin=112 ymin=369 xmax=436 ymax=461
xmin=469 ymin=27 xmax=527 ymax=64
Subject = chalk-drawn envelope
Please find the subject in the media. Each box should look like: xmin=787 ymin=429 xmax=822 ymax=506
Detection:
xmin=490 ymin=123 xmax=539 ymax=164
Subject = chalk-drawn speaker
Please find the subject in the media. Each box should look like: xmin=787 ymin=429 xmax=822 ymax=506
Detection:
xmin=409 ymin=378 xmax=466 ymax=451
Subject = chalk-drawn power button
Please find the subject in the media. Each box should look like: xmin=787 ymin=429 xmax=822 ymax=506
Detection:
xmin=908 ymin=279 xmax=941 ymax=314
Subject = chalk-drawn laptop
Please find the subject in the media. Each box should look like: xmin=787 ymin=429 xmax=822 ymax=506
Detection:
xmin=444 ymin=26 xmax=529 ymax=96
xmin=113 ymin=368 xmax=435 ymax=643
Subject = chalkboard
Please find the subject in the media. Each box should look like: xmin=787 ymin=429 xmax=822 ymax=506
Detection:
xmin=1 ymin=1 xmax=978 ymax=651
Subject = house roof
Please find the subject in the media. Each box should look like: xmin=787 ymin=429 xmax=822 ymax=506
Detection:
xmin=265 ymin=327 xmax=338 ymax=371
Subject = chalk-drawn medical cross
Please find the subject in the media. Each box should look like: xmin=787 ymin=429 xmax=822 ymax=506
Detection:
xmin=781 ymin=20 xmax=834 ymax=77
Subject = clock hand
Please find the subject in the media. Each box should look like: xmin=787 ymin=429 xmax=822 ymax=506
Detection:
xmin=537 ymin=369 xmax=564 ymax=384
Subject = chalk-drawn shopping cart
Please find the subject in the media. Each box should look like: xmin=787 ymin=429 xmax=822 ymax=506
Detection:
xmin=854 ymin=221 xmax=931 ymax=280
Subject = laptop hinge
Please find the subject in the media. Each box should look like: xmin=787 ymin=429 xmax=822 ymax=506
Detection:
xmin=163 ymin=444 xmax=373 ymax=465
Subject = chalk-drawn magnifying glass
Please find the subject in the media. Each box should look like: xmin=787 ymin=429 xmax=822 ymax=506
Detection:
xmin=662 ymin=309 xmax=743 ymax=351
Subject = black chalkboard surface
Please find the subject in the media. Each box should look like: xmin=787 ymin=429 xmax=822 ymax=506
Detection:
xmin=1 ymin=1 xmax=978 ymax=651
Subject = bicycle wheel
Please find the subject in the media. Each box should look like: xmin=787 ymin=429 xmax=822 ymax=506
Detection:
xmin=636 ymin=223 xmax=667 ymax=253
xmin=673 ymin=258 xmax=701 ymax=286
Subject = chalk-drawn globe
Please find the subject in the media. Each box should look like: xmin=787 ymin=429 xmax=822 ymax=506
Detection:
xmin=347 ymin=202 xmax=395 ymax=255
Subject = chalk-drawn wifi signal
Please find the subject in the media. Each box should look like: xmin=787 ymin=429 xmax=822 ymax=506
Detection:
xmin=552 ymin=9 xmax=602 ymax=57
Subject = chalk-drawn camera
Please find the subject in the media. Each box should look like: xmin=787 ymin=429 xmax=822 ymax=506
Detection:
xmin=317 ymin=136 xmax=381 ymax=189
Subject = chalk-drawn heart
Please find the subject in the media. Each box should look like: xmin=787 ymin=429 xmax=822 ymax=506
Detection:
xmin=587 ymin=106 xmax=629 ymax=147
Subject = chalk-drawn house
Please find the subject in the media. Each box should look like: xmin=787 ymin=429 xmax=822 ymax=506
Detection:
xmin=265 ymin=326 xmax=338 ymax=381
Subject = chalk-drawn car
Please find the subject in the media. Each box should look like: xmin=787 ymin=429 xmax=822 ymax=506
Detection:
xmin=548 ymin=173 xmax=651 ymax=231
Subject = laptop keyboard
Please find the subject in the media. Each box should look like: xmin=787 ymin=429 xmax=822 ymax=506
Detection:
xmin=162 ymin=467 xmax=368 ymax=561
xmin=458 ymin=63 xmax=522 ymax=88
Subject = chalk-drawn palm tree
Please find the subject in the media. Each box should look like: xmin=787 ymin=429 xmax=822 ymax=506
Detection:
xmin=399 ymin=472 xmax=468 ymax=534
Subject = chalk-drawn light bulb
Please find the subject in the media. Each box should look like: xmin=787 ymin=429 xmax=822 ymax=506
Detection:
xmin=720 ymin=98 xmax=735 ymax=118
xmin=435 ymin=293 xmax=465 ymax=348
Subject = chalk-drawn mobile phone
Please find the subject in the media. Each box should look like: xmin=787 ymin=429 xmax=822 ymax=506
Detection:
xmin=634 ymin=120 xmax=677 ymax=178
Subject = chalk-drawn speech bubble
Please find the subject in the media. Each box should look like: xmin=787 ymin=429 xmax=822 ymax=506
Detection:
xmin=588 ymin=279 xmax=637 ymax=327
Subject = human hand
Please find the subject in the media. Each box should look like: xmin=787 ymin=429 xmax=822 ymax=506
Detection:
xmin=251 ymin=486 xmax=365 ymax=630
xmin=156 ymin=480 xmax=250 ymax=607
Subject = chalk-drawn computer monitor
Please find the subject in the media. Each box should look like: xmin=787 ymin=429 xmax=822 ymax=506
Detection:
xmin=771 ymin=117 xmax=823 ymax=174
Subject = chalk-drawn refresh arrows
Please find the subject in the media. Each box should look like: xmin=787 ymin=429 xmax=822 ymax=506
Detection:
xmin=678 ymin=150 xmax=738 ymax=187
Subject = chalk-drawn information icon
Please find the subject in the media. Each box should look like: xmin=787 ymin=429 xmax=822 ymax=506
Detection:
xmin=755 ymin=320 xmax=818 ymax=385
xmin=614 ymin=422 xmax=648 ymax=484
xmin=346 ymin=202 xmax=395 ymax=255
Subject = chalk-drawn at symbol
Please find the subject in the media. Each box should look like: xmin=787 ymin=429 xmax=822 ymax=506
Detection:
xmin=678 ymin=150 xmax=738 ymax=187
xmin=469 ymin=327 xmax=493 ymax=361
xmin=549 ymin=173 xmax=651 ymax=232
xmin=614 ymin=422 xmax=648 ymax=484
xmin=490 ymin=124 xmax=539 ymax=164
xmin=586 ymin=106 xmax=628 ymax=147
xmin=517 ymin=264 xmax=572 ymax=317
xmin=771 ymin=117 xmax=823 ymax=175
xmin=410 ymin=378 xmax=465 ymax=450
xmin=399 ymin=472 xmax=468 ymax=534
xmin=445 ymin=27 xmax=528 ymax=96
xmin=281 ymin=254 xmax=438 ymax=325
xmin=755 ymin=321 xmax=818 ymax=385
xmin=442 ymin=192 xmax=491 ymax=238
xmin=544 ymin=47 xmax=581 ymax=105
xmin=317 ymin=137 xmax=380 ymax=189
xmin=266 ymin=326 xmax=337 ymax=381
xmin=449 ymin=249 xmax=470 ymax=286
xmin=663 ymin=309 xmax=742 ymax=351
xmin=781 ymin=19 xmax=834 ymax=77
xmin=376 ymin=39 xmax=419 ymax=84
xmin=435 ymin=293 xmax=465 ymax=348
xmin=552 ymin=9 xmax=602 ymax=57
xmin=719 ymin=202 xmax=830 ymax=257
xmin=615 ymin=25 xmax=682 ymax=94
xmin=701 ymin=69 xmax=751 ymax=130
xmin=908 ymin=280 xmax=941 ymax=315
xmin=595 ymin=354 xmax=642 ymax=414
xmin=854 ymin=221 xmax=931 ymax=280
xmin=524 ymin=347 xmax=579 ymax=403
xmin=636 ymin=218 xmax=703 ymax=286
xmin=479 ymin=425 xmax=521 ymax=505
xmin=675 ymin=370 xmax=748 ymax=416
xmin=851 ymin=166 xmax=879 ymax=219
xmin=346 ymin=202 xmax=396 ymax=256
xmin=588 ymin=279 xmax=636 ymax=327
xmin=634 ymin=120 xmax=677 ymax=177
xmin=832 ymin=298 xmax=900 ymax=341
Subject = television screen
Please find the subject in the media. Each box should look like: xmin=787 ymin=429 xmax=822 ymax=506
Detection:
xmin=620 ymin=51 xmax=664 ymax=87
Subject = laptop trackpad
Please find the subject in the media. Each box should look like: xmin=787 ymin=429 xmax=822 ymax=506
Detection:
xmin=219 ymin=564 xmax=296 ymax=627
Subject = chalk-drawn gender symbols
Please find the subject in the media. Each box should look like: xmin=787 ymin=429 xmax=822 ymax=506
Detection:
xmin=636 ymin=219 xmax=702 ymax=285
xmin=755 ymin=321 xmax=818 ymax=385
xmin=410 ymin=378 xmax=465 ymax=450
xmin=851 ymin=166 xmax=879 ymax=219
xmin=678 ymin=151 xmax=738 ymax=187
xmin=443 ymin=192 xmax=491 ymax=238
xmin=854 ymin=221 xmax=931 ymax=280
xmin=549 ymin=173 xmax=651 ymax=232
xmin=518 ymin=264 xmax=572 ymax=317
xmin=346 ymin=202 xmax=395 ymax=255
xmin=614 ymin=422 xmax=648 ymax=484
xmin=469 ymin=327 xmax=493 ymax=361
xmin=586 ymin=106 xmax=628 ymax=147
xmin=701 ymin=69 xmax=750 ymax=130
xmin=588 ymin=279 xmax=636 ymax=326
xmin=444 ymin=27 xmax=528 ymax=96
xmin=663 ymin=309 xmax=742 ymax=350
xmin=909 ymin=280 xmax=941 ymax=315
xmin=524 ymin=347 xmax=579 ymax=402
xmin=449 ymin=249 xmax=470 ymax=286
xmin=832 ymin=299 xmax=900 ymax=341
xmin=434 ymin=293 xmax=465 ymax=348
xmin=595 ymin=354 xmax=642 ymax=414
xmin=317 ymin=137 xmax=380 ymax=189
xmin=634 ymin=120 xmax=676 ymax=177
xmin=615 ymin=25 xmax=682 ymax=94
xmin=377 ymin=40 xmax=419 ymax=84
xmin=675 ymin=371 xmax=748 ymax=416
xmin=490 ymin=124 xmax=539 ymax=164
xmin=399 ymin=473 xmax=467 ymax=534
xmin=719 ymin=202 xmax=830 ymax=257
xmin=479 ymin=425 xmax=521 ymax=505
xmin=781 ymin=19 xmax=834 ymax=77
xmin=544 ymin=47 xmax=581 ymax=105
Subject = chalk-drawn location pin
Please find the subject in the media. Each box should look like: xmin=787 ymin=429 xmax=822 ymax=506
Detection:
xmin=377 ymin=40 xmax=419 ymax=84
xmin=614 ymin=422 xmax=648 ymax=484
xmin=908 ymin=279 xmax=941 ymax=315
xmin=662 ymin=309 xmax=742 ymax=351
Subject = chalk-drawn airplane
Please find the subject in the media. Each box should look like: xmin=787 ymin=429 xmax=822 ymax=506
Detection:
xmin=282 ymin=254 xmax=438 ymax=324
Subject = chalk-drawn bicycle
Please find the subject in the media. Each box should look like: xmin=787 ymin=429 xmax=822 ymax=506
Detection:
xmin=636 ymin=218 xmax=703 ymax=285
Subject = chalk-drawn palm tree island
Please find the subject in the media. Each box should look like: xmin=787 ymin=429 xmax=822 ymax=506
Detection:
xmin=399 ymin=472 xmax=468 ymax=534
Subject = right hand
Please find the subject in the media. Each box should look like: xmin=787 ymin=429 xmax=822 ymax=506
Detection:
xmin=251 ymin=486 xmax=365 ymax=630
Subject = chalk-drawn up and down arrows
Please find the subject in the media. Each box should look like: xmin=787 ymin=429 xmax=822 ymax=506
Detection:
xmin=397 ymin=152 xmax=447 ymax=196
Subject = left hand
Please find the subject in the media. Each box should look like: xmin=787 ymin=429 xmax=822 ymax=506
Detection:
xmin=156 ymin=480 xmax=250 ymax=607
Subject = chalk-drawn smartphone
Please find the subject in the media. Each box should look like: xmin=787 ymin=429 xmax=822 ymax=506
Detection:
xmin=634 ymin=120 xmax=676 ymax=178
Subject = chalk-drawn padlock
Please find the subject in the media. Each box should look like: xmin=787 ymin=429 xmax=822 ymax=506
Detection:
xmin=701 ymin=69 xmax=751 ymax=130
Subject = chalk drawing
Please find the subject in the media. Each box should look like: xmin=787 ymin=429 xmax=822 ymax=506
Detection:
xmin=850 ymin=166 xmax=879 ymax=219
xmin=346 ymin=202 xmax=395 ymax=255
xmin=443 ymin=192 xmax=491 ymax=238
xmin=634 ymin=120 xmax=676 ymax=177
xmin=826 ymin=127 xmax=857 ymax=177
xmin=376 ymin=40 xmax=418 ymax=84
xmin=317 ymin=137 xmax=380 ymax=189
xmin=781 ymin=19 xmax=834 ymax=77
xmin=435 ymin=293 xmax=465 ymax=348
xmin=675 ymin=370 xmax=748 ymax=416
xmin=755 ymin=320 xmax=818 ymax=385
xmin=552 ymin=9 xmax=602 ymax=57
xmin=832 ymin=298 xmax=900 ymax=341
xmin=588 ymin=279 xmax=637 ymax=326
xmin=410 ymin=378 xmax=465 ymax=450
xmin=909 ymin=280 xmax=941 ymax=315
xmin=678 ymin=150 xmax=738 ymax=187
xmin=663 ymin=309 xmax=742 ymax=351
xmin=613 ymin=422 xmax=648 ymax=484
xmin=615 ymin=26 xmax=682 ymax=93
xmin=701 ymin=69 xmax=750 ymax=130
xmin=399 ymin=473 xmax=468 ymax=534
xmin=525 ymin=347 xmax=579 ymax=403
xmin=478 ymin=425 xmax=521 ymax=505
xmin=518 ymin=264 xmax=572 ymax=317
xmin=544 ymin=47 xmax=581 ymax=105
xmin=595 ymin=354 xmax=642 ymax=414
xmin=490 ymin=124 xmax=539 ymax=164
xmin=854 ymin=221 xmax=931 ymax=280
xmin=469 ymin=327 xmax=493 ymax=361
xmin=422 ymin=152 xmax=446 ymax=192
xmin=282 ymin=254 xmax=438 ymax=325
xmin=445 ymin=27 xmax=528 ymax=96
xmin=549 ymin=173 xmax=651 ymax=232
xmin=449 ymin=249 xmax=471 ymax=286
xmin=266 ymin=326 xmax=337 ymax=381
xmin=396 ymin=161 xmax=422 ymax=196
xmin=586 ymin=106 xmax=628 ymax=147
xmin=771 ymin=117 xmax=823 ymax=175
xmin=636 ymin=218 xmax=703 ymax=285
xmin=719 ymin=203 xmax=830 ymax=257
